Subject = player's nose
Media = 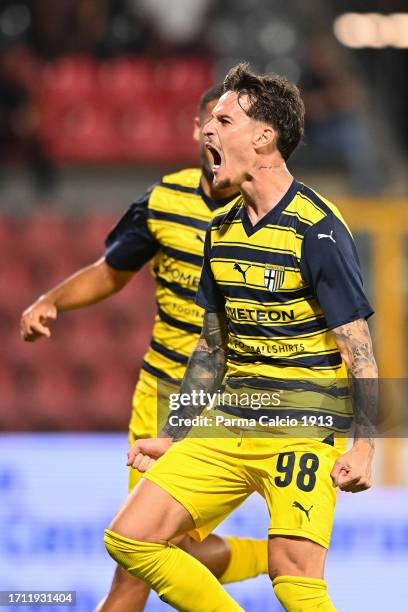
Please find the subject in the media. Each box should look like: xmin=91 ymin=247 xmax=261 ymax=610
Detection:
xmin=203 ymin=117 xmax=215 ymax=137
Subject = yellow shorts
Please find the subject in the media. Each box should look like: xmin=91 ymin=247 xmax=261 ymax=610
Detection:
xmin=128 ymin=371 xmax=159 ymax=492
xmin=144 ymin=435 xmax=347 ymax=549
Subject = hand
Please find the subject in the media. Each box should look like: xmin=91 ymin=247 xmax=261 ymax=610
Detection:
xmin=330 ymin=440 xmax=374 ymax=493
xmin=127 ymin=437 xmax=173 ymax=473
xmin=20 ymin=300 xmax=57 ymax=342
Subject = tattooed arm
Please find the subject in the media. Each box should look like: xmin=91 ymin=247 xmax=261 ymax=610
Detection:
xmin=161 ymin=310 xmax=228 ymax=440
xmin=330 ymin=318 xmax=378 ymax=492
xmin=127 ymin=310 xmax=228 ymax=471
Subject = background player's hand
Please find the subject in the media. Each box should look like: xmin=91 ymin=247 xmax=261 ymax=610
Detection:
xmin=330 ymin=441 xmax=374 ymax=493
xmin=20 ymin=300 xmax=57 ymax=342
xmin=127 ymin=437 xmax=173 ymax=472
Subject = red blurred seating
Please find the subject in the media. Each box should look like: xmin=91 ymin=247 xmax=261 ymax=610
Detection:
xmin=34 ymin=56 xmax=213 ymax=163
xmin=111 ymin=98 xmax=173 ymax=162
xmin=154 ymin=58 xmax=213 ymax=101
xmin=0 ymin=256 xmax=34 ymax=307
xmin=2 ymin=207 xmax=157 ymax=431
xmin=39 ymin=98 xmax=116 ymax=162
xmin=40 ymin=56 xmax=98 ymax=98
xmin=98 ymin=57 xmax=153 ymax=102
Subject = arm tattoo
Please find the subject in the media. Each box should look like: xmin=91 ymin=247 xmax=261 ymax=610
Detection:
xmin=332 ymin=319 xmax=378 ymax=447
xmin=161 ymin=311 xmax=228 ymax=440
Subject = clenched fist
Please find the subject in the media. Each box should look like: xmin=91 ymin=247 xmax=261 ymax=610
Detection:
xmin=127 ymin=437 xmax=173 ymax=473
xmin=20 ymin=300 xmax=57 ymax=342
xmin=331 ymin=440 xmax=374 ymax=493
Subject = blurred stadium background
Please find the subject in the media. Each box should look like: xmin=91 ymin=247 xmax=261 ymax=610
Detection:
xmin=0 ymin=0 xmax=407 ymax=610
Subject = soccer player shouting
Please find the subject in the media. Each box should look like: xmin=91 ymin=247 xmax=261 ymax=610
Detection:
xmin=20 ymin=85 xmax=268 ymax=611
xmin=105 ymin=63 xmax=377 ymax=611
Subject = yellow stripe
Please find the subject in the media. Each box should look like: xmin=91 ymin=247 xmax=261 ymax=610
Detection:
xmin=226 ymin=295 xmax=311 ymax=306
xmin=161 ymin=167 xmax=201 ymax=188
xmin=229 ymin=328 xmax=331 ymax=341
xmin=297 ymin=191 xmax=326 ymax=217
xmin=149 ymin=187 xmax=212 ymax=221
xmin=285 ymin=195 xmax=325 ymax=225
xmin=144 ymin=348 xmax=187 ymax=375
xmin=226 ymin=362 xmax=345 ymax=378
xmin=212 ymin=258 xmax=300 ymax=273
xmin=264 ymin=224 xmax=303 ymax=237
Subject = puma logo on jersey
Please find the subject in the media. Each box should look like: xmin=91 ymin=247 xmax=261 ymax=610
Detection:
xmin=317 ymin=230 xmax=336 ymax=243
xmin=292 ymin=501 xmax=313 ymax=521
xmin=196 ymin=234 xmax=205 ymax=243
xmin=233 ymin=263 xmax=252 ymax=284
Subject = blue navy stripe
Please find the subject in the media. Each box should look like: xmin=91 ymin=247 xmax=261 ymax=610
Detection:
xmin=158 ymin=307 xmax=202 ymax=335
xmin=156 ymin=275 xmax=196 ymax=299
xmin=269 ymin=213 xmax=311 ymax=236
xmin=228 ymin=351 xmax=342 ymax=368
xmin=141 ymin=359 xmax=169 ymax=380
xmin=211 ymin=245 xmax=299 ymax=266
xmin=160 ymin=181 xmax=197 ymax=194
xmin=196 ymin=182 xmax=240 ymax=212
xmin=228 ymin=317 xmax=327 ymax=338
xmin=217 ymin=404 xmax=353 ymax=431
xmin=162 ymin=245 xmax=203 ymax=267
xmin=212 ymin=204 xmax=243 ymax=228
xmin=220 ymin=284 xmax=312 ymax=303
xmin=225 ymin=377 xmax=350 ymax=398
xmin=150 ymin=340 xmax=189 ymax=365
xmin=147 ymin=209 xmax=209 ymax=232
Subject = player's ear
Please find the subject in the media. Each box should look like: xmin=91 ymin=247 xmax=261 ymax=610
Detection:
xmin=253 ymin=126 xmax=276 ymax=152
xmin=193 ymin=116 xmax=201 ymax=142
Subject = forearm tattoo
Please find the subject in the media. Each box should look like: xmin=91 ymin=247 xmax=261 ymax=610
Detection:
xmin=161 ymin=311 xmax=228 ymax=440
xmin=332 ymin=319 xmax=378 ymax=446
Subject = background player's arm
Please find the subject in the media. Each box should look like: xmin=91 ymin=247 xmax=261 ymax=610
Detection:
xmin=331 ymin=318 xmax=378 ymax=492
xmin=20 ymin=257 xmax=135 ymax=342
xmin=128 ymin=220 xmax=227 ymax=469
xmin=21 ymin=185 xmax=159 ymax=342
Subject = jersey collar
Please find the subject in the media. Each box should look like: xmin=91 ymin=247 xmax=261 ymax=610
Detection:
xmin=241 ymin=178 xmax=300 ymax=237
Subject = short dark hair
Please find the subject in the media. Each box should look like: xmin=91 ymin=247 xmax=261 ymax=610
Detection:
xmin=198 ymin=83 xmax=224 ymax=117
xmin=223 ymin=62 xmax=304 ymax=161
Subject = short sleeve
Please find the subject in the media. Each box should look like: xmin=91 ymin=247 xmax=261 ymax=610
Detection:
xmin=300 ymin=214 xmax=374 ymax=329
xmin=105 ymin=184 xmax=160 ymax=271
xmin=195 ymin=227 xmax=225 ymax=312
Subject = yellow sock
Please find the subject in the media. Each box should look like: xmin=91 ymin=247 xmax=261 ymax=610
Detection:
xmin=219 ymin=537 xmax=268 ymax=584
xmin=273 ymin=575 xmax=336 ymax=611
xmin=104 ymin=529 xmax=243 ymax=612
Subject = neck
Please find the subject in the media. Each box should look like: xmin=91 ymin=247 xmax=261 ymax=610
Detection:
xmin=200 ymin=172 xmax=238 ymax=202
xmin=240 ymin=157 xmax=293 ymax=223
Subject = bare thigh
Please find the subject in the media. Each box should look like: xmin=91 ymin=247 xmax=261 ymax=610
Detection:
xmin=108 ymin=478 xmax=195 ymax=544
xmin=268 ymin=536 xmax=328 ymax=580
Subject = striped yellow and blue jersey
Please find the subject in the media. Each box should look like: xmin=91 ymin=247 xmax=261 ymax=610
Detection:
xmin=105 ymin=168 xmax=239 ymax=394
xmin=195 ymin=179 xmax=373 ymax=431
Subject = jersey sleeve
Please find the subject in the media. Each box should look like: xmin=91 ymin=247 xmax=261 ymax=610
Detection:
xmin=300 ymin=214 xmax=374 ymax=329
xmin=104 ymin=184 xmax=160 ymax=271
xmin=195 ymin=226 xmax=225 ymax=312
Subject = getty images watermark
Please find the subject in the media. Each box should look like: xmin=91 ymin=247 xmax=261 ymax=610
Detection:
xmin=166 ymin=389 xmax=335 ymax=429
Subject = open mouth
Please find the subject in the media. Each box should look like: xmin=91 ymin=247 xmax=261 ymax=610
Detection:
xmin=206 ymin=142 xmax=222 ymax=170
